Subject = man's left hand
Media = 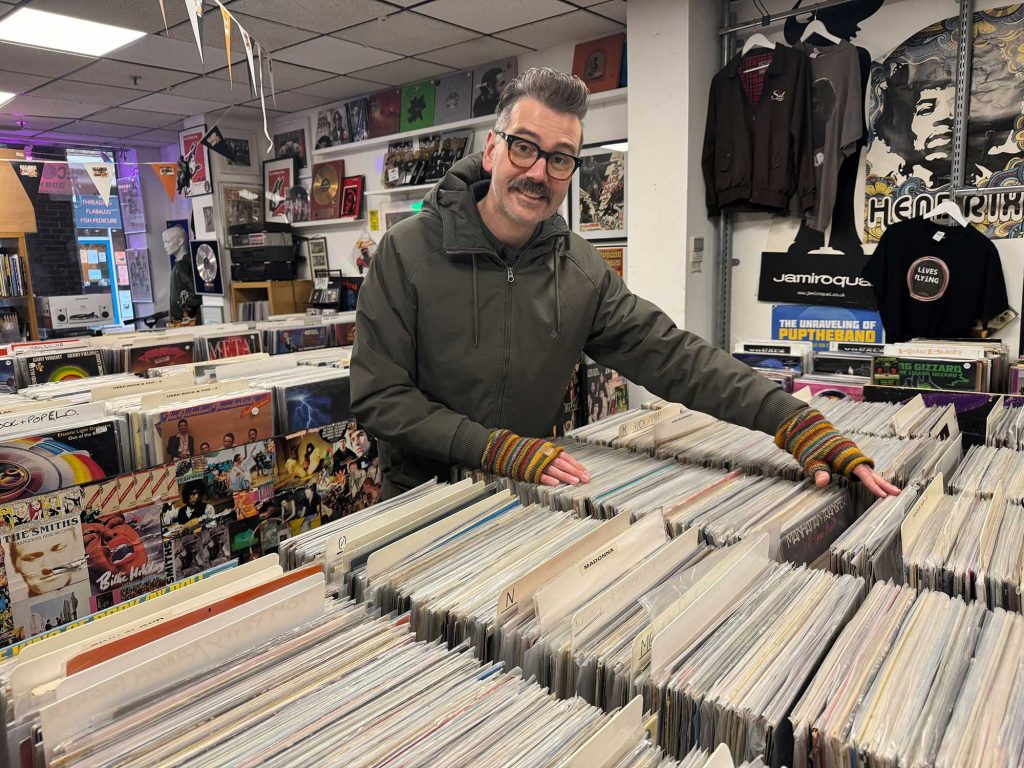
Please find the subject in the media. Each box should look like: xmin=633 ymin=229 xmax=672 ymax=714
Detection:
xmin=812 ymin=464 xmax=901 ymax=499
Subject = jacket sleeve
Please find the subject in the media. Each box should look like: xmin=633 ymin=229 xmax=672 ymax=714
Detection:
xmin=582 ymin=265 xmax=806 ymax=434
xmin=701 ymin=82 xmax=721 ymax=217
xmin=349 ymin=234 xmax=491 ymax=468
xmin=793 ymin=54 xmax=817 ymax=213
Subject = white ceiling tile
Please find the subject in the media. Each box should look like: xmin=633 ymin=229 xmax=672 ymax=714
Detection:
xmin=25 ymin=0 xmax=191 ymax=34
xmin=291 ymin=75 xmax=385 ymax=101
xmin=67 ymin=60 xmax=194 ymax=91
xmin=588 ymin=0 xmax=626 ymax=23
xmin=207 ymin=60 xmax=335 ymax=91
xmin=228 ymin=0 xmax=393 ymax=32
xmin=26 ymin=80 xmax=146 ymax=109
xmin=243 ymin=90 xmax=327 ymax=111
xmin=165 ymin=76 xmax=254 ymax=105
xmin=274 ymin=36 xmax=400 ymax=74
xmin=25 ymin=130 xmax=120 ymax=145
xmin=0 ymin=115 xmax=70 ymax=135
xmin=221 ymin=104 xmax=287 ymax=122
xmin=59 ymin=120 xmax=147 ymax=139
xmin=0 ymin=42 xmax=90 ymax=77
xmin=0 ymin=94 xmax=97 ymax=118
xmin=332 ymin=12 xmax=478 ymax=56
xmin=347 ymin=58 xmax=455 ymax=87
xmin=379 ymin=0 xmax=420 ymax=6
xmin=419 ymin=37 xmax=531 ymax=69
xmin=0 ymin=69 xmax=48 ymax=94
xmin=129 ymin=128 xmax=181 ymax=146
xmin=416 ymin=0 xmax=574 ymax=35
xmin=165 ymin=12 xmax=316 ymax=52
xmin=88 ymin=107 xmax=178 ymax=129
xmin=122 ymin=92 xmax=228 ymax=115
xmin=496 ymin=10 xmax=622 ymax=50
xmin=108 ymin=35 xmax=241 ymax=75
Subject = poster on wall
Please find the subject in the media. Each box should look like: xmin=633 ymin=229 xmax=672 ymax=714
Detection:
xmin=571 ymin=144 xmax=626 ymax=240
xmin=116 ymin=172 xmax=146 ymax=233
xmin=263 ymin=158 xmax=296 ymax=225
xmin=758 ymin=251 xmax=876 ymax=308
xmin=126 ymin=248 xmax=153 ymax=302
xmin=178 ymin=125 xmax=212 ymax=198
xmin=771 ymin=304 xmax=884 ymax=353
xmin=864 ymin=4 xmax=1024 ymax=241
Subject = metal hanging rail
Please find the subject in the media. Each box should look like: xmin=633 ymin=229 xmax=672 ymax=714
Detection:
xmin=719 ymin=0 xmax=869 ymax=36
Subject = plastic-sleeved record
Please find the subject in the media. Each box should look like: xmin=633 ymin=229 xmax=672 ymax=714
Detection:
xmin=0 ymin=445 xmax=62 ymax=503
xmin=312 ymin=163 xmax=340 ymax=207
xmin=195 ymin=244 xmax=218 ymax=283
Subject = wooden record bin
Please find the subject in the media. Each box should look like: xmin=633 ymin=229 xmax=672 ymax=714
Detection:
xmin=230 ymin=279 xmax=313 ymax=320
xmin=0 ymin=232 xmax=39 ymax=341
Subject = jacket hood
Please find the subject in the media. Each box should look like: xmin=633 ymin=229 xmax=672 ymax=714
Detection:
xmin=423 ymin=151 xmax=570 ymax=255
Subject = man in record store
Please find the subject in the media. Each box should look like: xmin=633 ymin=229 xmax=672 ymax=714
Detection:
xmin=351 ymin=67 xmax=899 ymax=501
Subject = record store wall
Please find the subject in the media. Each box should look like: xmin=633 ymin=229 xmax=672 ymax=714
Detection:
xmin=724 ymin=0 xmax=1024 ymax=355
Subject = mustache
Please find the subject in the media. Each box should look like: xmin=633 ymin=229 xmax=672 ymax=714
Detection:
xmin=508 ymin=178 xmax=550 ymax=199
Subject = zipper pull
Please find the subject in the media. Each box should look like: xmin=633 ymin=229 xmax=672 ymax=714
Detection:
xmin=507 ymin=266 xmax=515 ymax=284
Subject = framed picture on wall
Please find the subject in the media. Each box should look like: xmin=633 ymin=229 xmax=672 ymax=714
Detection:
xmin=192 ymin=194 xmax=217 ymax=240
xmin=272 ymin=117 xmax=310 ymax=171
xmin=263 ymin=157 xmax=297 ymax=225
xmin=117 ymin=172 xmax=146 ymax=233
xmin=308 ymin=237 xmax=329 ymax=278
xmin=595 ymin=243 xmax=626 ymax=280
xmin=222 ymin=134 xmax=255 ymax=172
xmin=178 ymin=125 xmax=213 ymax=197
xmin=190 ymin=240 xmax=223 ymax=296
xmin=219 ymin=181 xmax=263 ymax=231
xmin=570 ymin=141 xmax=627 ymax=241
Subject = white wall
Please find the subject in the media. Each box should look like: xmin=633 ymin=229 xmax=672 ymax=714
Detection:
xmin=725 ymin=0 xmax=1023 ymax=355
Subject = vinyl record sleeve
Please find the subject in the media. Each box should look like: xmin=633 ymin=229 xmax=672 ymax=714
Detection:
xmin=400 ymin=80 xmax=436 ymax=132
xmin=368 ymin=89 xmax=401 ymax=138
xmin=434 ymin=71 xmax=473 ymax=125
xmin=23 ymin=349 xmax=105 ymax=386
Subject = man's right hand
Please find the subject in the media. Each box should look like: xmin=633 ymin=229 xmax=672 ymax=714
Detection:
xmin=540 ymin=450 xmax=591 ymax=486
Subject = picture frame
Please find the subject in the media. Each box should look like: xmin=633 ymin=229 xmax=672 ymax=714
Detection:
xmin=116 ymin=171 xmax=146 ymax=233
xmin=340 ymin=175 xmax=364 ymax=220
xmin=272 ymin=117 xmax=310 ymax=171
xmin=222 ymin=134 xmax=255 ymax=171
xmin=308 ymin=237 xmax=329 ymax=278
xmin=570 ymin=141 xmax=627 ymax=241
xmin=218 ymin=180 xmax=263 ymax=231
xmin=190 ymin=240 xmax=223 ymax=296
xmin=192 ymin=194 xmax=217 ymax=241
xmin=126 ymin=248 xmax=153 ymax=302
xmin=595 ymin=243 xmax=626 ymax=280
xmin=178 ymin=125 xmax=213 ymax=197
xmin=263 ymin=156 xmax=297 ymax=225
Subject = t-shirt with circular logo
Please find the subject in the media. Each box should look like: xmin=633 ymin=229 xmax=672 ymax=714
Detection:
xmin=861 ymin=218 xmax=1009 ymax=342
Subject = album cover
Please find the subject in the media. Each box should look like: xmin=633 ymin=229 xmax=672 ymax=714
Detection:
xmin=283 ymin=377 xmax=352 ymax=434
xmin=168 ymin=525 xmax=230 ymax=581
xmin=572 ymin=33 xmax=626 ymax=94
xmin=471 ymin=59 xmax=517 ymax=117
xmin=331 ymin=320 xmax=356 ymax=347
xmin=316 ymin=106 xmax=351 ymax=148
xmin=271 ymin=326 xmax=331 ymax=354
xmin=272 ymin=127 xmax=307 ymax=170
xmin=0 ymin=358 xmax=15 ymax=394
xmin=368 ymin=89 xmax=401 ymax=138
xmin=126 ymin=340 xmax=195 ymax=374
xmin=434 ymin=71 xmax=473 ymax=125
xmin=0 ymin=486 xmax=84 ymax=534
xmin=200 ymin=440 xmax=277 ymax=505
xmin=276 ymin=421 xmax=380 ymax=513
xmin=203 ymin=331 xmax=262 ymax=361
xmin=400 ymin=80 xmax=436 ymax=133
xmin=871 ymin=356 xmax=981 ymax=391
xmin=310 ymin=160 xmax=344 ymax=221
xmin=24 ymin=349 xmax=105 ymax=386
xmin=190 ymin=240 xmax=223 ymax=296
xmin=2 ymin=513 xmax=88 ymax=607
xmin=581 ymin=361 xmax=628 ymax=423
xmin=732 ymin=352 xmax=805 ymax=375
xmin=346 ymin=97 xmax=369 ymax=142
xmin=792 ymin=377 xmax=865 ymax=401
xmin=341 ymin=276 xmax=363 ymax=311
xmin=153 ymin=391 xmax=274 ymax=466
xmin=83 ymin=505 xmax=165 ymax=613
xmin=812 ymin=354 xmax=873 ymax=378
xmin=228 ymin=516 xmax=260 ymax=556
xmin=340 ymin=176 xmax=364 ymax=220
xmin=0 ymin=422 xmax=123 ymax=503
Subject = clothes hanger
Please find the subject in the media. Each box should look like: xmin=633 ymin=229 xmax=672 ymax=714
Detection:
xmin=741 ymin=33 xmax=776 ymax=57
xmin=923 ymin=199 xmax=969 ymax=227
xmin=800 ymin=19 xmax=842 ymax=44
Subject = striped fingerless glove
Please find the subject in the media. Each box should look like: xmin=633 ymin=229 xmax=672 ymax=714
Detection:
xmin=775 ymin=408 xmax=874 ymax=479
xmin=482 ymin=429 xmax=563 ymax=483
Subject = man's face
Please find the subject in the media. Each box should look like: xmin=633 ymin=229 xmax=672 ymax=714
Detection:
xmin=13 ymin=527 xmax=80 ymax=595
xmin=482 ymin=97 xmax=581 ymax=229
xmin=178 ymin=420 xmax=188 ymax=435
xmin=248 ymin=429 xmax=257 ymax=442
xmin=223 ymin=435 xmax=234 ymax=448
xmin=911 ymin=86 xmax=954 ymax=165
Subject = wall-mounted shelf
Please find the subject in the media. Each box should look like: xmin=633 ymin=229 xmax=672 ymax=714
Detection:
xmin=292 ymin=217 xmax=367 ymax=229
xmin=311 ymin=88 xmax=628 ymax=160
xmin=365 ymin=184 xmax=433 ymax=197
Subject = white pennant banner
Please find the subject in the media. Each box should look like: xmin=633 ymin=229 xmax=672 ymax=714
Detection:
xmin=239 ymin=26 xmax=257 ymax=100
xmin=255 ymin=41 xmax=272 ymax=154
xmin=184 ymin=0 xmax=204 ymax=68
xmin=84 ymin=163 xmax=114 ymax=205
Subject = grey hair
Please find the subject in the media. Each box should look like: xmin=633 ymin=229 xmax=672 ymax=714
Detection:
xmin=493 ymin=67 xmax=589 ymax=145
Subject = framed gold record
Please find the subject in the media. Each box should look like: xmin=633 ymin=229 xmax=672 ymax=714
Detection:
xmin=311 ymin=160 xmax=344 ymax=220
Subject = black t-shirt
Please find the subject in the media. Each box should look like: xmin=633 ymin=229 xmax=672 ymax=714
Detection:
xmin=861 ymin=218 xmax=1010 ymax=343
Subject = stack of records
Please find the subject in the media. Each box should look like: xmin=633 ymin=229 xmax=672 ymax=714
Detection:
xmin=259 ymin=320 xmax=333 ymax=355
xmin=108 ymin=334 xmax=196 ymax=373
xmin=194 ymin=328 xmax=263 ymax=361
xmin=948 ymin=445 xmax=1024 ymax=501
xmin=250 ymin=367 xmax=352 ymax=434
xmin=11 ymin=346 xmax=107 ymax=389
xmin=829 ymin=485 xmax=922 ymax=585
xmin=872 ymin=339 xmax=1010 ymax=393
xmin=733 ymin=339 xmax=813 ymax=393
xmin=789 ymin=581 xmax=1022 ymax=768
xmin=1011 ymin=360 xmax=1024 ymax=395
xmin=323 ymin=312 xmax=357 ymax=347
xmin=16 ymin=372 xmax=141 ymax=403
xmin=986 ymin=400 xmax=1024 ymax=449
xmin=813 ymin=395 xmax=956 ymax=439
xmin=792 ymin=373 xmax=868 ymax=400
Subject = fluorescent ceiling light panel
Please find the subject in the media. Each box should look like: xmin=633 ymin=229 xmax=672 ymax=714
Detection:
xmin=0 ymin=91 xmax=14 ymax=109
xmin=0 ymin=9 xmax=145 ymax=57
xmin=601 ymin=142 xmax=628 ymax=152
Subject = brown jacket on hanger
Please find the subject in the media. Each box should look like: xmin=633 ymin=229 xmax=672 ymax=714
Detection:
xmin=702 ymin=45 xmax=817 ymax=217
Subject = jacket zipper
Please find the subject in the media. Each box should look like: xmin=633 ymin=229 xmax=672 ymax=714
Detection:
xmin=496 ymin=255 xmax=523 ymax=423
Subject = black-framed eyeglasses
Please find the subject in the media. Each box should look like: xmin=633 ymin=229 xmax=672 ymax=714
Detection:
xmin=496 ymin=131 xmax=581 ymax=180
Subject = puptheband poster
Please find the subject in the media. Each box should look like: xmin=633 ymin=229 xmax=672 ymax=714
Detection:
xmin=864 ymin=4 xmax=1024 ymax=241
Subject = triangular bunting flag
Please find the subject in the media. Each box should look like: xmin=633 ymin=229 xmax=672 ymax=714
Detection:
xmin=239 ymin=25 xmax=256 ymax=100
xmin=12 ymin=162 xmax=43 ymax=206
xmin=147 ymin=162 xmax=178 ymax=202
xmin=185 ymin=0 xmax=204 ymax=70
xmin=201 ymin=124 xmax=235 ymax=162
xmin=268 ymin=50 xmax=277 ymax=107
xmin=220 ymin=5 xmax=232 ymax=86
xmin=84 ymin=162 xmax=114 ymax=205
xmin=158 ymin=0 xmax=168 ymax=33
xmin=255 ymin=41 xmax=272 ymax=154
